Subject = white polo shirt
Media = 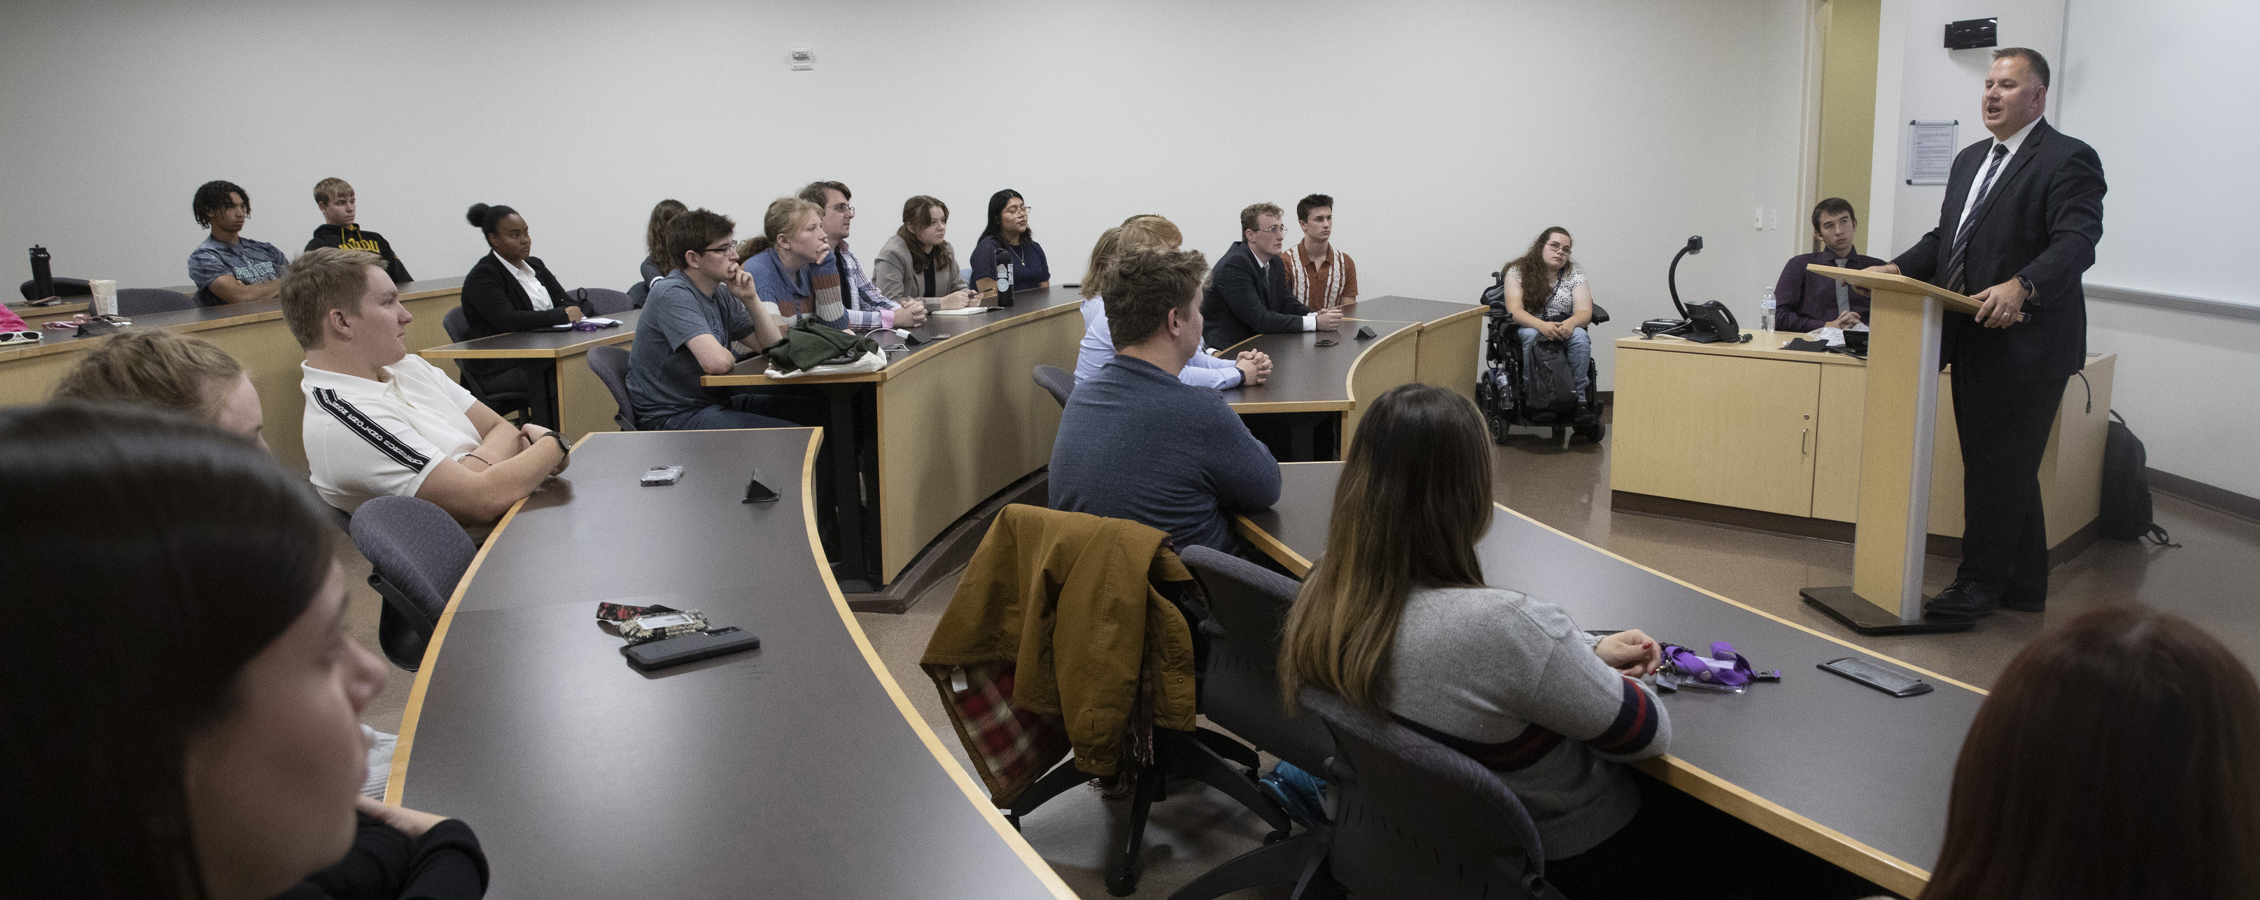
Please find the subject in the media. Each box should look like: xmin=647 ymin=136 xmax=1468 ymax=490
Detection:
xmin=301 ymin=355 xmax=483 ymax=513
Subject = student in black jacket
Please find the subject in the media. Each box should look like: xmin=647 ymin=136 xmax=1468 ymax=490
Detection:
xmin=306 ymin=177 xmax=413 ymax=283
xmin=1200 ymin=202 xmax=1343 ymax=349
xmin=459 ymin=203 xmax=590 ymax=427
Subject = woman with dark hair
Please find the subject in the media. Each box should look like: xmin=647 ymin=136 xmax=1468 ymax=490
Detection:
xmin=1276 ymin=384 xmax=1875 ymax=898
xmin=1501 ymin=226 xmax=1598 ymax=424
xmin=1925 ymin=605 xmax=2260 ymax=900
xmin=0 ymin=403 xmax=487 ymax=900
xmin=871 ymin=195 xmax=975 ymax=309
xmin=459 ymin=202 xmax=590 ymax=426
xmin=968 ymin=189 xmax=1049 ymax=291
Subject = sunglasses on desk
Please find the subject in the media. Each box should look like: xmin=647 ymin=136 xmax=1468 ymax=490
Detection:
xmin=0 ymin=330 xmax=42 ymax=345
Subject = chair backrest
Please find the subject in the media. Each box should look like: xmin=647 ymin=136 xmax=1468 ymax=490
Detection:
xmin=441 ymin=306 xmax=471 ymax=343
xmin=1179 ymin=545 xmax=1335 ymax=775
xmin=626 ymin=279 xmax=651 ymax=309
xmin=587 ymin=344 xmax=637 ymax=431
xmin=349 ymin=495 xmax=478 ymax=623
xmin=1032 ymin=364 xmax=1073 ymax=408
xmin=582 ymin=287 xmax=634 ymax=316
xmin=115 ymin=288 xmax=197 ymax=317
xmin=1299 ymin=687 xmax=1558 ymax=900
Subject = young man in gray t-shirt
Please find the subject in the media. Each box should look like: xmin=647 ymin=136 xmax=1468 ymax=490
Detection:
xmin=624 ymin=208 xmax=816 ymax=431
xmin=187 ymin=180 xmax=291 ymax=307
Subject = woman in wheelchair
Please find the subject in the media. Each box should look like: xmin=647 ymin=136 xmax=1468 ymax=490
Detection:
xmin=1502 ymin=226 xmax=1597 ymax=424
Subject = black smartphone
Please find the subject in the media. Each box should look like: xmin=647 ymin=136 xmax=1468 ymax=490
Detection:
xmin=1314 ymin=339 xmax=1339 ymax=348
xmin=1818 ymin=657 xmax=1932 ymax=697
xmin=622 ymin=626 xmax=762 ymax=671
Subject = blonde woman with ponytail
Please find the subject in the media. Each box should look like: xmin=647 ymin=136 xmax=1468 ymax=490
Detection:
xmin=1072 ymin=213 xmax=1269 ymax=388
xmin=737 ymin=198 xmax=840 ymax=326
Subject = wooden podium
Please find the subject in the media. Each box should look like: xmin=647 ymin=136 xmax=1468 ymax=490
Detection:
xmin=1798 ymin=266 xmax=1982 ymax=635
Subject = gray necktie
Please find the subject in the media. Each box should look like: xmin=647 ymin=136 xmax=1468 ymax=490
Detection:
xmin=1832 ymin=257 xmax=1851 ymax=314
xmin=1946 ymin=144 xmax=2011 ymax=293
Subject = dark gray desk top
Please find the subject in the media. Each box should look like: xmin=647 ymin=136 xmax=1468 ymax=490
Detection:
xmin=1220 ymin=320 xmax=1417 ymax=410
xmin=396 ymin=429 xmax=1068 ymax=899
xmin=1240 ymin=462 xmax=1979 ymax=889
xmin=418 ymin=308 xmax=641 ymax=358
xmin=1339 ymin=295 xmax=1481 ymax=323
xmin=704 ymin=285 xmax=1083 ymax=385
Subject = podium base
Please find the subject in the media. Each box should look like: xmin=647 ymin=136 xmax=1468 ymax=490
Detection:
xmin=1800 ymin=586 xmax=1975 ymax=636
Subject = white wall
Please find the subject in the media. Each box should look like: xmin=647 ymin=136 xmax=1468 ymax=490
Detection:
xmin=0 ymin=0 xmax=1815 ymax=391
xmin=1868 ymin=0 xmax=2259 ymax=499
xmin=1866 ymin=0 xmax=2065 ymax=255
xmin=2060 ymin=0 xmax=2260 ymax=308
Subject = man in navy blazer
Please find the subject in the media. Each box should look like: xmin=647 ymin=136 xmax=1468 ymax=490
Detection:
xmin=1200 ymin=202 xmax=1342 ymax=350
xmin=1870 ymin=48 xmax=2105 ymax=621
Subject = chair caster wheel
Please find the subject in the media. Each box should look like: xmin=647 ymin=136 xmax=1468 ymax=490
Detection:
xmin=1105 ymin=863 xmax=1142 ymax=896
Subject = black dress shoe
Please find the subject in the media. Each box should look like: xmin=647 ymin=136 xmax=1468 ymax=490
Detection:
xmin=1925 ymin=580 xmax=2003 ymax=621
xmin=1572 ymin=404 xmax=1599 ymax=425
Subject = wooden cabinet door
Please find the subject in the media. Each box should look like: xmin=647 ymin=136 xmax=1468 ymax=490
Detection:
xmin=1612 ymin=349 xmax=1820 ymax=516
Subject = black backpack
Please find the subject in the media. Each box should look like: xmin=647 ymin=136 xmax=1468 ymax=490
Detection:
xmin=1523 ymin=338 xmax=1578 ymax=419
xmin=2098 ymin=411 xmax=2178 ymax=546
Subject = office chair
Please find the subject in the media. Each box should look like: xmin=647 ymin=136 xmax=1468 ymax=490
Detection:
xmin=588 ymin=344 xmax=638 ymax=431
xmin=1300 ymin=688 xmax=1566 ymax=900
xmin=581 ymin=287 xmax=634 ymax=316
xmin=349 ymin=496 xmax=477 ymax=672
xmin=1170 ymin=546 xmax=1339 ymax=899
xmin=1032 ymin=364 xmax=1074 ymax=408
xmin=441 ymin=306 xmax=535 ymax=422
xmin=115 ymin=288 xmax=198 ymax=316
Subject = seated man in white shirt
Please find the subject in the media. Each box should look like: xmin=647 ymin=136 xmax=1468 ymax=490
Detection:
xmin=283 ymin=247 xmax=567 ymax=524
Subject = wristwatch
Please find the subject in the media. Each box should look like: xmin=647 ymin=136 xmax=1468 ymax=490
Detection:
xmin=2015 ymin=275 xmax=2036 ymax=302
xmin=543 ymin=430 xmax=570 ymax=458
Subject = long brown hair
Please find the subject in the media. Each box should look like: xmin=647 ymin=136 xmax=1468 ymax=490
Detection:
xmin=896 ymin=195 xmax=955 ymax=275
xmin=1081 ymin=214 xmax=1184 ymax=300
xmin=1 ymin=403 xmax=335 ymax=899
xmin=1279 ymin=384 xmax=1493 ymax=713
xmin=1505 ymin=226 xmax=1571 ymax=315
xmin=1924 ymin=605 xmax=2260 ymax=900
xmin=644 ymin=199 xmax=688 ymax=273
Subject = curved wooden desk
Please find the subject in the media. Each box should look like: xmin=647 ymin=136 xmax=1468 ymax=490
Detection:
xmin=417 ymin=308 xmax=642 ymax=441
xmin=700 ymin=288 xmax=1087 ymax=587
xmin=385 ymin=428 xmax=1073 ymax=899
xmin=1219 ymin=296 xmax=1482 ymax=457
xmin=1237 ymin=462 xmax=1984 ymax=898
xmin=0 ymin=277 xmax=465 ymax=474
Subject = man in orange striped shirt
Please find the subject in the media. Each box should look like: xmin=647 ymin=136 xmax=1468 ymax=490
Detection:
xmin=1281 ymin=194 xmax=1359 ymax=310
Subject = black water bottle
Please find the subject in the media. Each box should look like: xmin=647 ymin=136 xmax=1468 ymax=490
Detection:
xmin=29 ymin=246 xmax=53 ymax=300
xmin=992 ymin=246 xmax=1015 ymax=308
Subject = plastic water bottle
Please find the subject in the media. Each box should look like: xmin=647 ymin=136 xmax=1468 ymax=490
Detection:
xmin=1759 ymin=288 xmax=1776 ymax=333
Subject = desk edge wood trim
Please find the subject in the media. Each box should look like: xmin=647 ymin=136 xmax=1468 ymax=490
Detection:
xmin=1636 ymin=755 xmax=1930 ymax=897
xmin=804 ymin=429 xmax=1079 ymax=899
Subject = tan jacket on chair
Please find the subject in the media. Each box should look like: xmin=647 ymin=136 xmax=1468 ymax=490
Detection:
xmin=922 ymin=504 xmax=1198 ymax=789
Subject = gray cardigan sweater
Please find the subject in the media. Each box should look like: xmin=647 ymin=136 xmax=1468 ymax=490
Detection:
xmin=871 ymin=233 xmax=968 ymax=302
xmin=1382 ymin=585 xmax=1671 ymax=859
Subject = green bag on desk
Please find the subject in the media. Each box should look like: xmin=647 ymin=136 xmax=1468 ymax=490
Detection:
xmin=762 ymin=319 xmax=879 ymax=373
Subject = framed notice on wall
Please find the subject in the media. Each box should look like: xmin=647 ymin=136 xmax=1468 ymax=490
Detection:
xmin=1906 ymin=120 xmax=1958 ymax=185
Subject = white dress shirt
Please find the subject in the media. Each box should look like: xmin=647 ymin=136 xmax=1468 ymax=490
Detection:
xmin=1957 ymin=118 xmax=2040 ymax=232
xmin=495 ymin=252 xmax=555 ymax=311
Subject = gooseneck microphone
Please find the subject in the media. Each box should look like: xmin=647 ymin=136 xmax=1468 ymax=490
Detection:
xmin=1667 ymin=235 xmax=1703 ymax=319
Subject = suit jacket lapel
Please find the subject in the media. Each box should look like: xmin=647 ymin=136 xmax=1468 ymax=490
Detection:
xmin=1964 ymin=120 xmax=2052 ymax=238
xmin=489 ymin=255 xmax=533 ymax=310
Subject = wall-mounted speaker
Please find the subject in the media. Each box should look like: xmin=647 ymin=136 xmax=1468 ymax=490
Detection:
xmin=1945 ymin=17 xmax=1999 ymax=50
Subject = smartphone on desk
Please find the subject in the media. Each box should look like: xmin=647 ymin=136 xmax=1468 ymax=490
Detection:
xmin=1819 ymin=657 xmax=1932 ymax=697
xmin=622 ymin=626 xmax=761 ymax=671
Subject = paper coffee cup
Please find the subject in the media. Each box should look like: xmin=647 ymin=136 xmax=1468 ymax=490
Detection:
xmin=89 ymin=279 xmax=117 ymax=316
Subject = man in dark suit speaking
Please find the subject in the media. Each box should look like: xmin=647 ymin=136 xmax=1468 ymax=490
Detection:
xmin=1869 ymin=47 xmax=2105 ymax=621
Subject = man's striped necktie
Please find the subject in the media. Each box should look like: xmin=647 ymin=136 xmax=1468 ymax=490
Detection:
xmin=1945 ymin=143 xmax=2011 ymax=293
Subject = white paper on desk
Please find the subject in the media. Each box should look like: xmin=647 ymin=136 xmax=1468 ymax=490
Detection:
xmin=584 ymin=317 xmax=620 ymax=326
xmin=931 ymin=307 xmax=991 ymax=316
xmin=1799 ymin=324 xmax=1870 ymax=348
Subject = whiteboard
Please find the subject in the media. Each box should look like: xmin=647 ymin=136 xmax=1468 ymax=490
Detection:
xmin=2061 ymin=0 xmax=2260 ymax=308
